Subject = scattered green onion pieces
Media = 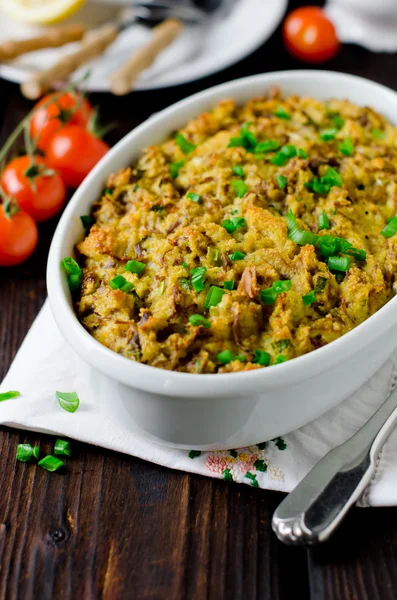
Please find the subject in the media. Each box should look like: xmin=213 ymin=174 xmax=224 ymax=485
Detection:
xmin=0 ymin=390 xmax=20 ymax=401
xmin=318 ymin=212 xmax=330 ymax=231
xmin=224 ymin=280 xmax=234 ymax=290
xmin=331 ymin=114 xmax=345 ymax=130
xmin=260 ymin=280 xmax=291 ymax=305
xmin=190 ymin=266 xmax=207 ymax=292
xmin=54 ymin=439 xmax=72 ymax=457
xmin=170 ymin=160 xmax=184 ymax=178
xmin=204 ymin=286 xmax=226 ymax=308
xmin=183 ymin=261 xmax=188 ymax=268
xmin=124 ymin=260 xmax=145 ymax=274
xmin=179 ymin=277 xmax=191 ymax=292
xmin=38 ymin=455 xmax=64 ymax=472
xmin=305 ymin=167 xmax=343 ymax=195
xmin=231 ymin=179 xmax=248 ymax=197
xmin=298 ymin=148 xmax=308 ymax=159
xmin=381 ymin=217 xmax=397 ymax=238
xmin=314 ymin=277 xmax=328 ymax=293
xmin=80 ymin=215 xmax=94 ymax=229
xmin=274 ymin=339 xmax=293 ymax=351
xmin=62 ymin=257 xmax=82 ymax=291
xmin=254 ymin=140 xmax=280 ymax=153
xmin=222 ymin=216 xmax=247 ymax=234
xmin=208 ymin=247 xmax=220 ymax=264
xmin=272 ymin=144 xmax=297 ymax=166
xmin=151 ymin=204 xmax=164 ymax=212
xmin=232 ymin=165 xmax=245 ymax=177
xmin=328 ymin=256 xmax=351 ymax=272
xmin=229 ymin=251 xmax=246 ymax=261
xmin=319 ymin=128 xmax=338 ymax=141
xmin=273 ymin=106 xmax=291 ymax=120
xmin=217 ymin=350 xmax=246 ymax=364
xmin=275 ymin=355 xmax=288 ymax=364
xmin=16 ymin=444 xmax=33 ymax=463
xmin=302 ymin=290 xmax=316 ymax=306
xmin=253 ymin=350 xmax=271 ymax=366
xmin=228 ymin=123 xmax=257 ymax=151
xmin=187 ymin=192 xmax=201 ymax=203
xmin=189 ymin=314 xmax=211 ymax=328
xmin=109 ymin=275 xmax=134 ymax=293
xmin=175 ymin=133 xmax=196 ymax=154
xmin=339 ymin=138 xmax=354 ymax=156
xmin=275 ymin=175 xmax=287 ymax=190
xmin=372 ymin=128 xmax=385 ymax=140
xmin=33 ymin=446 xmax=40 ymax=460
xmin=56 ymin=391 xmax=80 ymax=413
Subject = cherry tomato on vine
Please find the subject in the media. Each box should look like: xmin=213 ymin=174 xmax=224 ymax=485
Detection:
xmin=0 ymin=203 xmax=38 ymax=267
xmin=1 ymin=156 xmax=66 ymax=222
xmin=30 ymin=92 xmax=93 ymax=152
xmin=45 ymin=125 xmax=110 ymax=188
xmin=283 ymin=7 xmax=340 ymax=63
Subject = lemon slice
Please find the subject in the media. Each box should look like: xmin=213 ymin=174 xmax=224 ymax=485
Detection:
xmin=1 ymin=0 xmax=86 ymax=25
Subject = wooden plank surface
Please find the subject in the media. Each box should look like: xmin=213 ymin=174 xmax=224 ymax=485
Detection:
xmin=2 ymin=0 xmax=397 ymax=596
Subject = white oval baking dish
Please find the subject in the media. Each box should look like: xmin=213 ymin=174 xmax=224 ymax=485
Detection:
xmin=47 ymin=70 xmax=397 ymax=449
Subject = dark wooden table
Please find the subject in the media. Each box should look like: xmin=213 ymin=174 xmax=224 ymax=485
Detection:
xmin=2 ymin=1 xmax=397 ymax=598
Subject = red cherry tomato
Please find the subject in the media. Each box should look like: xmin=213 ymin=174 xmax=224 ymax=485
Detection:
xmin=283 ymin=7 xmax=340 ymax=63
xmin=30 ymin=92 xmax=93 ymax=152
xmin=0 ymin=204 xmax=38 ymax=266
xmin=45 ymin=125 xmax=110 ymax=188
xmin=1 ymin=156 xmax=66 ymax=222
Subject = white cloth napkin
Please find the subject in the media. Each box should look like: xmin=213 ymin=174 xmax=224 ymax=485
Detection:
xmin=1 ymin=300 xmax=397 ymax=507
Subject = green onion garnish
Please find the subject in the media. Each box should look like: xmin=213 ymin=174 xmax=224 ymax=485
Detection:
xmin=314 ymin=276 xmax=328 ymax=293
xmin=273 ymin=106 xmax=291 ymax=120
xmin=207 ymin=247 xmax=220 ymax=264
xmin=274 ymin=339 xmax=293 ymax=351
xmin=231 ymin=180 xmax=248 ymax=197
xmin=224 ymin=280 xmax=234 ymax=290
xmin=33 ymin=446 xmax=40 ymax=460
xmin=175 ymin=133 xmax=196 ymax=154
xmin=232 ymin=165 xmax=245 ymax=177
xmin=204 ymin=286 xmax=226 ymax=308
xmin=275 ymin=355 xmax=288 ymax=364
xmin=372 ymin=129 xmax=385 ymax=140
xmin=103 ymin=187 xmax=112 ymax=196
xmin=54 ymin=439 xmax=72 ymax=457
xmin=190 ymin=266 xmax=207 ymax=292
xmin=16 ymin=444 xmax=33 ymax=463
xmin=189 ymin=314 xmax=211 ymax=328
xmin=80 ymin=215 xmax=94 ymax=229
xmin=229 ymin=251 xmax=246 ymax=261
xmin=151 ymin=204 xmax=164 ymax=212
xmin=56 ymin=391 xmax=80 ymax=413
xmin=298 ymin=148 xmax=308 ymax=159
xmin=170 ymin=160 xmax=184 ymax=178
xmin=318 ymin=212 xmax=330 ymax=231
xmin=302 ymin=290 xmax=316 ymax=306
xmin=222 ymin=216 xmax=247 ymax=234
xmin=346 ymin=247 xmax=366 ymax=261
xmin=228 ymin=123 xmax=257 ymax=151
xmin=179 ymin=277 xmax=191 ymax=292
xmin=254 ymin=140 xmax=280 ymax=153
xmin=331 ymin=114 xmax=345 ymax=130
xmin=187 ymin=192 xmax=201 ymax=203
xmin=260 ymin=280 xmax=291 ymax=305
xmin=328 ymin=256 xmax=351 ymax=272
xmin=217 ymin=350 xmax=246 ymax=364
xmin=275 ymin=175 xmax=287 ymax=190
xmin=271 ymin=144 xmax=297 ymax=166
xmin=305 ymin=167 xmax=342 ymax=195
xmin=124 ymin=260 xmax=145 ymax=274
xmin=38 ymin=455 xmax=64 ymax=472
xmin=338 ymin=138 xmax=354 ymax=156
xmin=381 ymin=217 xmax=397 ymax=238
xmin=319 ymin=128 xmax=338 ymax=141
xmin=253 ymin=350 xmax=271 ymax=366
xmin=109 ymin=275 xmax=134 ymax=292
xmin=61 ymin=257 xmax=82 ymax=291
xmin=0 ymin=390 xmax=20 ymax=401
xmin=183 ymin=261 xmax=188 ymax=268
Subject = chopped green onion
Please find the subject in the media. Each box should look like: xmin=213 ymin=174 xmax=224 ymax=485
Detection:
xmin=224 ymin=280 xmax=234 ymax=290
xmin=232 ymin=165 xmax=245 ymax=177
xmin=204 ymin=286 xmax=226 ymax=308
xmin=228 ymin=123 xmax=257 ymax=151
xmin=318 ymin=212 xmax=330 ymax=230
xmin=253 ymin=350 xmax=271 ymax=366
xmin=187 ymin=192 xmax=201 ymax=203
xmin=124 ymin=260 xmax=145 ymax=274
xmin=302 ymin=290 xmax=316 ymax=306
xmin=103 ymin=187 xmax=112 ymax=196
xmin=0 ymin=390 xmax=20 ymax=401
xmin=328 ymin=256 xmax=351 ymax=272
xmin=56 ymin=391 xmax=80 ymax=413
xmin=229 ymin=251 xmax=246 ymax=261
xmin=16 ymin=444 xmax=33 ymax=463
xmin=271 ymin=144 xmax=297 ymax=166
xmin=275 ymin=175 xmax=287 ymax=190
xmin=275 ymin=355 xmax=288 ymax=364
xmin=298 ymin=148 xmax=308 ymax=159
xmin=273 ymin=280 xmax=292 ymax=293
xmin=381 ymin=217 xmax=397 ymax=238
xmin=33 ymin=446 xmax=40 ymax=460
xmin=319 ymin=128 xmax=338 ymax=141
xmin=314 ymin=276 xmax=328 ymax=293
xmin=80 ymin=215 xmax=94 ymax=229
xmin=109 ymin=275 xmax=134 ymax=292
xmin=183 ymin=261 xmax=188 ymax=268
xmin=61 ymin=257 xmax=82 ymax=291
xmin=372 ymin=128 xmax=385 ymax=140
xmin=38 ymin=455 xmax=64 ymax=472
xmin=170 ymin=160 xmax=184 ymax=178
xmin=175 ymin=133 xmax=196 ymax=154
xmin=179 ymin=277 xmax=191 ymax=292
xmin=346 ymin=247 xmax=367 ymax=261
xmin=231 ymin=180 xmax=248 ymax=197
xmin=305 ymin=167 xmax=342 ymax=195
xmin=222 ymin=216 xmax=247 ymax=234
xmin=254 ymin=140 xmax=280 ymax=153
xmin=273 ymin=106 xmax=291 ymax=120
xmin=331 ymin=114 xmax=345 ymax=130
xmin=207 ymin=247 xmax=220 ymax=264
xmin=189 ymin=314 xmax=211 ymax=328
xmin=190 ymin=266 xmax=207 ymax=292
xmin=286 ymin=210 xmax=319 ymax=246
xmin=260 ymin=280 xmax=291 ymax=305
xmin=273 ymin=339 xmax=293 ymax=351
xmin=54 ymin=439 xmax=72 ymax=457
xmin=323 ymin=167 xmax=343 ymax=187
xmin=151 ymin=204 xmax=164 ymax=212
xmin=339 ymin=138 xmax=354 ymax=156
xmin=217 ymin=350 xmax=246 ymax=364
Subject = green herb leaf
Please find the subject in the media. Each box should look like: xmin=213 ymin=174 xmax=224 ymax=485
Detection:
xmin=0 ymin=390 xmax=20 ymax=401
xmin=328 ymin=255 xmax=351 ymax=272
xmin=331 ymin=114 xmax=345 ymax=130
xmin=302 ymin=290 xmax=316 ymax=306
xmin=124 ymin=260 xmax=145 ymax=274
xmin=298 ymin=148 xmax=308 ymax=158
xmin=318 ymin=212 xmax=330 ymax=231
xmin=273 ymin=106 xmax=291 ymax=120
xmin=204 ymin=286 xmax=226 ymax=308
xmin=80 ymin=215 xmax=94 ymax=229
xmin=188 ymin=450 xmax=201 ymax=459
xmin=56 ymin=391 xmax=80 ymax=413
xmin=274 ymin=355 xmax=288 ymax=364
xmin=223 ymin=280 xmax=234 ymax=290
xmin=253 ymin=350 xmax=271 ymax=366
xmin=189 ymin=314 xmax=211 ymax=328
xmin=275 ymin=175 xmax=288 ymax=190
xmin=190 ymin=266 xmax=207 ymax=292
xmin=38 ymin=455 xmax=64 ymax=472
xmin=16 ymin=444 xmax=33 ymax=463
xmin=231 ymin=179 xmax=248 ymax=197
xmin=338 ymin=138 xmax=354 ymax=156
xmin=254 ymin=140 xmax=280 ymax=153
xmin=54 ymin=439 xmax=72 ymax=457
xmin=232 ymin=165 xmax=245 ymax=177
xmin=175 ymin=133 xmax=196 ymax=154
xmin=319 ymin=128 xmax=338 ymax=141
xmin=170 ymin=160 xmax=184 ymax=178
xmin=217 ymin=350 xmax=246 ymax=365
xmin=187 ymin=192 xmax=201 ymax=203
xmin=229 ymin=251 xmax=246 ymax=261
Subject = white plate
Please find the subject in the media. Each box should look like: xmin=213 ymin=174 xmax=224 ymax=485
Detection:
xmin=0 ymin=0 xmax=287 ymax=92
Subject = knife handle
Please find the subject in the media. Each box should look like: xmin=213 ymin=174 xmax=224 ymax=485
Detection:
xmin=0 ymin=24 xmax=86 ymax=61
xmin=21 ymin=24 xmax=119 ymax=100
xmin=272 ymin=384 xmax=397 ymax=545
xmin=110 ymin=18 xmax=183 ymax=96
